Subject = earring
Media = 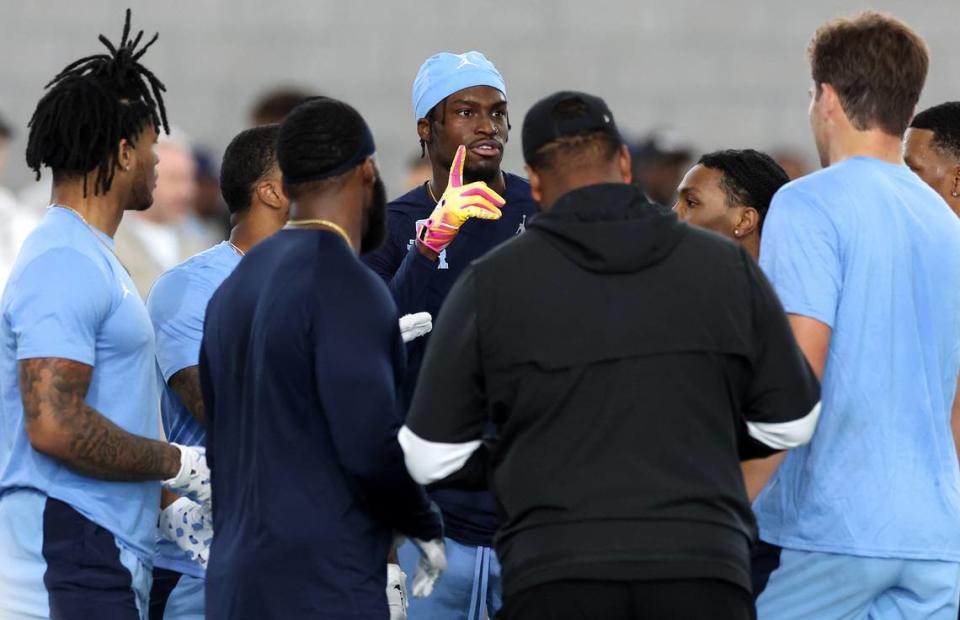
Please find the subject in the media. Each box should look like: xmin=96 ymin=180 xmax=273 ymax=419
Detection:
xmin=734 ymin=229 xmax=740 ymax=237
xmin=951 ymin=177 xmax=960 ymax=198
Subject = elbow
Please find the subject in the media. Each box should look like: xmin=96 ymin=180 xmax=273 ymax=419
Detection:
xmin=24 ymin=417 xmax=72 ymax=461
xmin=398 ymin=427 xmax=433 ymax=485
xmin=746 ymin=401 xmax=822 ymax=450
xmin=398 ymin=425 xmax=481 ymax=486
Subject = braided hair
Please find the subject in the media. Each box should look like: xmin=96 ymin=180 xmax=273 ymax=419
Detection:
xmin=697 ymin=149 xmax=789 ymax=230
xmin=25 ymin=9 xmax=169 ymax=196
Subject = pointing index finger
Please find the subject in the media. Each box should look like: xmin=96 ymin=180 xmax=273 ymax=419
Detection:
xmin=448 ymin=145 xmax=466 ymax=189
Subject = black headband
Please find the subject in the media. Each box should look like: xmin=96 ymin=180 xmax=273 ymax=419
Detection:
xmin=283 ymin=122 xmax=376 ymax=185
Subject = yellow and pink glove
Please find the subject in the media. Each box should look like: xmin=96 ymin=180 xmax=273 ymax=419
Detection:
xmin=416 ymin=145 xmax=505 ymax=254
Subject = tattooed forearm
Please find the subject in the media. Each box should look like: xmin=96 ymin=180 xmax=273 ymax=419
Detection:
xmin=19 ymin=358 xmax=180 ymax=481
xmin=169 ymin=366 xmax=205 ymax=426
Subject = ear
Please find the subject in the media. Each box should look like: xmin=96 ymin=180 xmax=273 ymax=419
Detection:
xmin=735 ymin=207 xmax=760 ymax=237
xmin=618 ymin=145 xmax=633 ymax=184
xmin=256 ymin=179 xmax=286 ymax=210
xmin=361 ymin=157 xmax=376 ymax=185
xmin=525 ymin=165 xmax=542 ymax=205
xmin=819 ymin=83 xmax=840 ymax=119
xmin=417 ymin=118 xmax=432 ymax=145
xmin=117 ymin=138 xmax=134 ymax=173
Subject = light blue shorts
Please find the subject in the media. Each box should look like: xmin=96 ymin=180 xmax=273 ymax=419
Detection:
xmin=399 ymin=537 xmax=502 ymax=620
xmin=755 ymin=545 xmax=960 ymax=619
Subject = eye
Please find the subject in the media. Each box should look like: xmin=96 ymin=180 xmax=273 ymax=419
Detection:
xmin=492 ymin=110 xmax=506 ymax=119
xmin=685 ymin=198 xmax=698 ymax=208
xmin=456 ymin=109 xmax=472 ymax=118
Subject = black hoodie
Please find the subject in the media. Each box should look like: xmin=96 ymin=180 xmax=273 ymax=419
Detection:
xmin=404 ymin=183 xmax=819 ymax=597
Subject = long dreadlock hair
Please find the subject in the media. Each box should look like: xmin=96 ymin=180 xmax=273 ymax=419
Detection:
xmin=25 ymin=9 xmax=169 ymax=196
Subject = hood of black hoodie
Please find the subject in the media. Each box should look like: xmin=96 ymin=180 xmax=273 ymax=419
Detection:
xmin=527 ymin=183 xmax=687 ymax=274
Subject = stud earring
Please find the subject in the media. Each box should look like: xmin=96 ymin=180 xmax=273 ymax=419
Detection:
xmin=734 ymin=229 xmax=740 ymax=237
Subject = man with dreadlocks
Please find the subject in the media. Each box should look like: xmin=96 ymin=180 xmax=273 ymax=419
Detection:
xmin=0 ymin=11 xmax=209 ymax=620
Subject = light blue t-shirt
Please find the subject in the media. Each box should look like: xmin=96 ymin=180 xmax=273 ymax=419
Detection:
xmin=147 ymin=241 xmax=239 ymax=577
xmin=755 ymin=157 xmax=960 ymax=561
xmin=0 ymin=207 xmax=161 ymax=562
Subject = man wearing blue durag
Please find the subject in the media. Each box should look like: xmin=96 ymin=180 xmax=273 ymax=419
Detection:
xmin=364 ymin=51 xmax=539 ymax=620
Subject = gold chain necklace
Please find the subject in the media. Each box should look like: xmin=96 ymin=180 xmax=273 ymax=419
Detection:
xmin=285 ymin=219 xmax=352 ymax=249
xmin=427 ymin=181 xmax=439 ymax=203
xmin=227 ymin=241 xmax=245 ymax=256
xmin=48 ymin=204 xmax=129 ymax=272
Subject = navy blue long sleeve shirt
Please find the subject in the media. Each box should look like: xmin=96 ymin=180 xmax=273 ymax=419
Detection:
xmin=200 ymin=229 xmax=441 ymax=620
xmin=362 ymin=174 xmax=539 ymax=547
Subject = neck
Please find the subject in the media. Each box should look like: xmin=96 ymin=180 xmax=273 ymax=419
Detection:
xmin=289 ymin=189 xmax=362 ymax=255
xmin=948 ymin=198 xmax=960 ymax=219
xmin=430 ymin=162 xmax=505 ymax=198
xmin=50 ymin=176 xmax=126 ymax=237
xmin=827 ymin=128 xmax=905 ymax=167
xmin=228 ymin=204 xmax=284 ymax=254
xmin=539 ymin=167 xmax=624 ymax=211
xmin=741 ymin=234 xmax=760 ymax=262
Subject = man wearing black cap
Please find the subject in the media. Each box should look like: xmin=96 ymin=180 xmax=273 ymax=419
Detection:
xmin=199 ymin=97 xmax=445 ymax=619
xmin=399 ymin=91 xmax=822 ymax=619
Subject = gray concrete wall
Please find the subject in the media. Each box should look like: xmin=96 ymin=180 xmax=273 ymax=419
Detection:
xmin=0 ymin=0 xmax=956 ymax=194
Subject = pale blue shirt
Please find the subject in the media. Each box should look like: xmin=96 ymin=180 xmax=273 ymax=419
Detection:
xmin=147 ymin=241 xmax=240 ymax=577
xmin=0 ymin=207 xmax=160 ymax=562
xmin=755 ymin=157 xmax=960 ymax=560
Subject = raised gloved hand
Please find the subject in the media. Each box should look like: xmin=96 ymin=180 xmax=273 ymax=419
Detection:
xmin=416 ymin=145 xmax=505 ymax=254
xmin=387 ymin=563 xmax=409 ymax=619
xmin=162 ymin=444 xmax=211 ymax=508
xmin=399 ymin=312 xmax=432 ymax=343
xmin=158 ymin=496 xmax=212 ymax=570
xmin=409 ymin=537 xmax=447 ymax=598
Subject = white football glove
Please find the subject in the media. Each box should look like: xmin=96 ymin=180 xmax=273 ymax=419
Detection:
xmin=158 ymin=497 xmax=212 ymax=570
xmin=409 ymin=537 xmax=447 ymax=598
xmin=399 ymin=312 xmax=432 ymax=343
xmin=162 ymin=444 xmax=211 ymax=508
xmin=387 ymin=563 xmax=408 ymax=619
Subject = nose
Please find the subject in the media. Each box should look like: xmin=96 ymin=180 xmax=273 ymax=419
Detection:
xmin=476 ymin=113 xmax=498 ymax=136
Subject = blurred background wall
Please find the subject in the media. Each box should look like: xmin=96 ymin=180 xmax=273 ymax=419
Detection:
xmin=0 ymin=0 xmax=955 ymax=198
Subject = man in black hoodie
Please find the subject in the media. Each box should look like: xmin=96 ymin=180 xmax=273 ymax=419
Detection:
xmin=398 ymin=91 xmax=822 ymax=620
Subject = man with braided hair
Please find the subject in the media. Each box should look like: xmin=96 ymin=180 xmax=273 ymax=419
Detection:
xmin=0 ymin=11 xmax=209 ymax=620
xmin=673 ymin=151 xmax=794 ymax=501
xmin=674 ymin=149 xmax=789 ymax=261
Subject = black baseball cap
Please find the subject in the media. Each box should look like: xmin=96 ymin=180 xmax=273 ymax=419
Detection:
xmin=521 ymin=91 xmax=620 ymax=164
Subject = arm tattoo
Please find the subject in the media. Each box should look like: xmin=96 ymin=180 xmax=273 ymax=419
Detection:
xmin=169 ymin=366 xmax=205 ymax=426
xmin=19 ymin=357 xmax=180 ymax=481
